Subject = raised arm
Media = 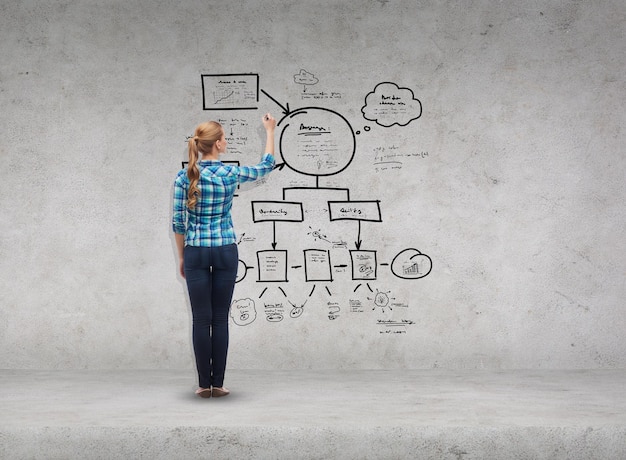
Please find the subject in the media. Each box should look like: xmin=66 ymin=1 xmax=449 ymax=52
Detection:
xmin=262 ymin=113 xmax=276 ymax=155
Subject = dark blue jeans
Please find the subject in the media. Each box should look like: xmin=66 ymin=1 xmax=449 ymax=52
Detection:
xmin=184 ymin=244 xmax=238 ymax=389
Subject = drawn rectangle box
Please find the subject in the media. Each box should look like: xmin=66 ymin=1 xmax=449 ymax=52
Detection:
xmin=251 ymin=201 xmax=304 ymax=222
xmin=328 ymin=200 xmax=382 ymax=222
xmin=257 ymin=250 xmax=288 ymax=282
xmin=350 ymin=250 xmax=377 ymax=280
xmin=201 ymin=73 xmax=259 ymax=110
xmin=304 ymin=249 xmax=333 ymax=282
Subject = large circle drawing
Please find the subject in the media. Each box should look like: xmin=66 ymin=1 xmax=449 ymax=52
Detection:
xmin=278 ymin=107 xmax=356 ymax=176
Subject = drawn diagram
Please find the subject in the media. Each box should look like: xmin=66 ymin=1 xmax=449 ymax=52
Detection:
xmin=278 ymin=107 xmax=356 ymax=179
xmin=362 ymin=82 xmax=422 ymax=127
xmin=293 ymin=69 xmax=319 ymax=92
xmin=307 ymin=226 xmax=330 ymax=244
xmin=201 ymin=74 xmax=259 ymax=110
xmin=186 ymin=73 xmax=432 ymax=329
xmin=293 ymin=69 xmax=342 ymax=101
xmin=391 ymin=248 xmax=432 ymax=279
xmin=369 ymin=288 xmax=394 ymax=313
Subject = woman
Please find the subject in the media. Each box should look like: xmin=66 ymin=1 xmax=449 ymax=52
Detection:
xmin=173 ymin=113 xmax=276 ymax=398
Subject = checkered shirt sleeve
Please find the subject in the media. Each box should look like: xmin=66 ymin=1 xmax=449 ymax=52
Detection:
xmin=172 ymin=154 xmax=275 ymax=247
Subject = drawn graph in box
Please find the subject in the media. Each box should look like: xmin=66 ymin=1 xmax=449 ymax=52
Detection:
xmin=202 ymin=73 xmax=259 ymax=110
xmin=214 ymin=89 xmax=236 ymax=105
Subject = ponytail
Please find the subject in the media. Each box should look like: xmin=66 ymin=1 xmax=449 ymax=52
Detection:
xmin=187 ymin=137 xmax=200 ymax=210
xmin=186 ymin=121 xmax=223 ymax=210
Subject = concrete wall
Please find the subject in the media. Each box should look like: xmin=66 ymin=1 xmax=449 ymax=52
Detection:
xmin=1 ymin=0 xmax=624 ymax=370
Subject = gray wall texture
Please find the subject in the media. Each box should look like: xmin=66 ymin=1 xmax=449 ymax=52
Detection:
xmin=1 ymin=0 xmax=624 ymax=370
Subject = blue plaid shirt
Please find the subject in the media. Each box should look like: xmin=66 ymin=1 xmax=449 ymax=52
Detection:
xmin=173 ymin=154 xmax=275 ymax=247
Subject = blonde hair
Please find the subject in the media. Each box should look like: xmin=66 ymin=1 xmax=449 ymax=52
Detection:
xmin=187 ymin=121 xmax=223 ymax=209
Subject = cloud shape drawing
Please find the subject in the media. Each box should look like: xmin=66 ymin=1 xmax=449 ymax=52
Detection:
xmin=391 ymin=248 xmax=432 ymax=279
xmin=362 ymin=82 xmax=422 ymax=127
xmin=294 ymin=69 xmax=319 ymax=86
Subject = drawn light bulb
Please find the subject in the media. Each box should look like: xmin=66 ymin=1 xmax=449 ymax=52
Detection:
xmin=368 ymin=289 xmax=393 ymax=313
xmin=307 ymin=227 xmax=330 ymax=243
xmin=374 ymin=291 xmax=389 ymax=308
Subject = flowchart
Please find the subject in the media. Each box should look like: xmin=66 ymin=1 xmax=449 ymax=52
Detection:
xmin=187 ymin=71 xmax=432 ymax=332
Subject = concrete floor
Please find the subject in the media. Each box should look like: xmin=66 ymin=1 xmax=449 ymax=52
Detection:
xmin=1 ymin=369 xmax=625 ymax=459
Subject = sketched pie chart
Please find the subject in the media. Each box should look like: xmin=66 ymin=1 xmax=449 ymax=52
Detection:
xmin=278 ymin=107 xmax=356 ymax=176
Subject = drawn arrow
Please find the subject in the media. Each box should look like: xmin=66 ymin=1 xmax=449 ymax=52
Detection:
xmin=261 ymin=89 xmax=291 ymax=115
xmin=273 ymin=163 xmax=286 ymax=171
xmin=271 ymin=222 xmax=277 ymax=250
xmin=355 ymin=221 xmax=362 ymax=249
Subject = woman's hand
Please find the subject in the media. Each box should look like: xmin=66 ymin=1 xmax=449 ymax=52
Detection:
xmin=262 ymin=113 xmax=276 ymax=156
xmin=174 ymin=233 xmax=186 ymax=279
xmin=262 ymin=113 xmax=276 ymax=131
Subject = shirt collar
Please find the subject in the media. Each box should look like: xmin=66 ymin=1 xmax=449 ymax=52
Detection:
xmin=198 ymin=159 xmax=222 ymax=166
